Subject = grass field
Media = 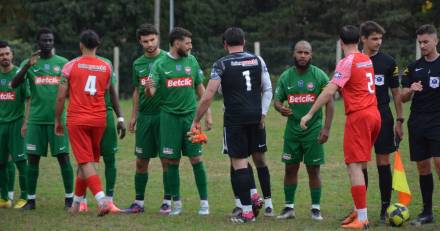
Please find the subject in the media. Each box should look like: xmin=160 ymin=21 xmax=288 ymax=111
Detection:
xmin=1 ymin=99 xmax=439 ymax=231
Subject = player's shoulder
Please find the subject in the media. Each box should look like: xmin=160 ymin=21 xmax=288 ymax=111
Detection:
xmin=96 ymin=55 xmax=113 ymax=66
xmin=376 ymin=52 xmax=396 ymax=64
xmin=310 ymin=65 xmax=328 ymax=80
xmin=279 ymin=66 xmax=294 ymax=79
xmin=53 ymin=54 xmax=69 ymax=63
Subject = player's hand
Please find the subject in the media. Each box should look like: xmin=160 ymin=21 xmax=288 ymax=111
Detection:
xmin=394 ymin=122 xmax=404 ymax=140
xmin=21 ymin=122 xmax=27 ymax=138
xmin=410 ymin=81 xmax=423 ymax=92
xmin=318 ymin=127 xmax=330 ymax=144
xmin=204 ymin=114 xmax=213 ymax=131
xmin=190 ymin=121 xmax=202 ymax=133
xmin=278 ymin=106 xmax=293 ymax=117
xmin=128 ymin=117 xmax=136 ymax=133
xmin=28 ymin=50 xmax=41 ymax=66
xmin=259 ymin=115 xmax=265 ymax=129
xmin=187 ymin=123 xmax=207 ymax=144
xmin=300 ymin=113 xmax=313 ymax=130
xmin=54 ymin=119 xmax=64 ymax=136
xmin=117 ymin=121 xmax=126 ymax=139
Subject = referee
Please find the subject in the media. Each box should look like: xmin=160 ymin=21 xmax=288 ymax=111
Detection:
xmin=401 ymin=24 xmax=440 ymax=226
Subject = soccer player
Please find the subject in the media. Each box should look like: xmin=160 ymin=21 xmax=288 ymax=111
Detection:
xmin=11 ymin=28 xmax=74 ymax=210
xmin=145 ymin=27 xmax=212 ymax=216
xmin=300 ymin=25 xmax=381 ymax=229
xmin=190 ymin=27 xmax=272 ymax=223
xmin=359 ymin=21 xmax=403 ymax=223
xmin=401 ymin=24 xmax=440 ymax=226
xmin=78 ymin=56 xmax=126 ymax=213
xmin=0 ymin=41 xmax=28 ymax=209
xmin=55 ymin=29 xmax=113 ymax=216
xmin=275 ymin=40 xmax=334 ymax=221
xmin=124 ymin=23 xmax=171 ymax=214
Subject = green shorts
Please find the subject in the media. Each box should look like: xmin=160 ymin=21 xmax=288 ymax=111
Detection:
xmin=25 ymin=123 xmax=69 ymax=157
xmin=100 ymin=111 xmax=118 ymax=156
xmin=135 ymin=113 xmax=160 ymax=159
xmin=0 ymin=118 xmax=26 ymax=164
xmin=159 ymin=111 xmax=202 ymax=159
xmin=282 ymin=125 xmax=324 ymax=165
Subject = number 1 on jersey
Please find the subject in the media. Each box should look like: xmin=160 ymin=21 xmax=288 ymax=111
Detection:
xmin=84 ymin=75 xmax=97 ymax=96
xmin=242 ymin=70 xmax=251 ymax=91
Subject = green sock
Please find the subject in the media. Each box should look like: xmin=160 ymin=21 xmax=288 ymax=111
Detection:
xmin=167 ymin=164 xmax=180 ymax=200
xmin=27 ymin=161 xmax=39 ymax=196
xmin=7 ymin=160 xmax=15 ymax=193
xmin=284 ymin=184 xmax=297 ymax=204
xmin=192 ymin=162 xmax=208 ymax=200
xmin=163 ymin=171 xmax=171 ymax=198
xmin=59 ymin=161 xmax=74 ymax=195
xmin=135 ymin=172 xmax=148 ymax=201
xmin=0 ymin=164 xmax=8 ymax=200
xmin=103 ymin=154 xmax=116 ymax=197
xmin=310 ymin=187 xmax=321 ymax=205
xmin=15 ymin=160 xmax=28 ymax=200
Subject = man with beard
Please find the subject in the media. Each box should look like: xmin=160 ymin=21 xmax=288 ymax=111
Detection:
xmin=124 ymin=23 xmax=171 ymax=214
xmin=274 ymin=41 xmax=334 ymax=220
xmin=11 ymin=28 xmax=74 ymax=210
xmin=0 ymin=41 xmax=28 ymax=209
xmin=145 ymin=27 xmax=212 ymax=216
xmin=401 ymin=24 xmax=440 ymax=226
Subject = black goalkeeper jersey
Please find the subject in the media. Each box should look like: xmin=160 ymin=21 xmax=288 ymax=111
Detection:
xmin=402 ymin=56 xmax=440 ymax=113
xmin=370 ymin=52 xmax=399 ymax=105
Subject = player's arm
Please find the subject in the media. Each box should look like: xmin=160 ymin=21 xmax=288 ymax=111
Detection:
xmin=11 ymin=50 xmax=41 ymax=88
xmin=110 ymin=83 xmax=126 ymax=139
xmin=273 ymin=77 xmax=292 ymax=117
xmin=401 ymin=66 xmax=422 ymax=103
xmin=129 ymin=87 xmax=139 ymax=133
xmin=54 ymin=79 xmax=68 ymax=136
xmin=301 ymin=83 xmax=338 ymax=129
xmin=391 ymin=87 xmax=404 ymax=139
xmin=260 ymin=57 xmax=273 ymax=127
xmin=318 ymin=94 xmax=334 ymax=144
xmin=21 ymin=97 xmax=30 ymax=138
xmin=192 ymin=79 xmax=220 ymax=131
xmin=195 ymin=83 xmax=213 ymax=130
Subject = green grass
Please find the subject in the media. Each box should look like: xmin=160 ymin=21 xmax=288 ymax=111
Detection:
xmin=1 ymin=99 xmax=439 ymax=231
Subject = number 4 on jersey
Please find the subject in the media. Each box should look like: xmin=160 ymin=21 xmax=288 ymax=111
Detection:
xmin=84 ymin=75 xmax=97 ymax=96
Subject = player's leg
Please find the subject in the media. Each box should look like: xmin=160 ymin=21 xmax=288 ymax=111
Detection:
xmin=159 ymin=111 xmax=183 ymax=216
xmin=434 ymin=157 xmax=440 ymax=180
xmin=0 ymin=134 xmax=11 ymax=208
xmin=159 ymin=158 xmax=172 ymax=214
xmin=6 ymin=159 xmax=15 ymax=201
xmin=50 ymin=124 xmax=74 ymax=208
xmin=376 ymin=154 xmax=392 ymax=222
xmin=252 ymin=146 xmax=273 ymax=216
xmin=410 ymin=159 xmax=434 ymax=225
xmin=124 ymin=157 xmax=149 ymax=214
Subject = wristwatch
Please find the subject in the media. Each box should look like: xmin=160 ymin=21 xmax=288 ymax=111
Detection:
xmin=396 ymin=118 xmax=404 ymax=123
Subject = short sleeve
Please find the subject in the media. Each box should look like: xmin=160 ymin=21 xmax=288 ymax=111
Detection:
xmin=318 ymin=69 xmax=329 ymax=91
xmin=274 ymin=75 xmax=287 ymax=102
xmin=401 ymin=65 xmax=413 ymax=88
xmin=388 ymin=60 xmax=400 ymax=88
xmin=330 ymin=54 xmax=354 ymax=88
xmin=18 ymin=59 xmax=29 ymax=79
xmin=132 ymin=63 xmax=139 ymax=87
xmin=149 ymin=62 xmax=161 ymax=88
xmin=210 ymin=61 xmax=223 ymax=81
xmin=193 ymin=58 xmax=204 ymax=85
xmin=61 ymin=60 xmax=75 ymax=79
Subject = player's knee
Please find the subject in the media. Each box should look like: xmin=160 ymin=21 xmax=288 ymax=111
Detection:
xmin=416 ymin=160 xmax=431 ymax=175
xmin=252 ymin=154 xmax=266 ymax=168
xmin=103 ymin=155 xmax=115 ymax=166
xmin=28 ymin=155 xmax=40 ymax=165
xmin=189 ymin=156 xmax=202 ymax=165
xmin=57 ymin=154 xmax=70 ymax=165
xmin=376 ymin=154 xmax=390 ymax=166
xmin=285 ymin=164 xmax=299 ymax=178
xmin=136 ymin=158 xmax=149 ymax=173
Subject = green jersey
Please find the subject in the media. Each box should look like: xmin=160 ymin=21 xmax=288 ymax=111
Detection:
xmin=0 ymin=66 xmax=27 ymax=123
xmin=97 ymin=56 xmax=117 ymax=111
xmin=19 ymin=55 xmax=68 ymax=124
xmin=275 ymin=65 xmax=329 ymax=135
xmin=150 ymin=53 xmax=204 ymax=115
xmin=132 ymin=50 xmax=166 ymax=115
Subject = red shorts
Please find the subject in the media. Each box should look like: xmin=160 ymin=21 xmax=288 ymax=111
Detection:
xmin=67 ymin=125 xmax=105 ymax=164
xmin=344 ymin=107 xmax=381 ymax=164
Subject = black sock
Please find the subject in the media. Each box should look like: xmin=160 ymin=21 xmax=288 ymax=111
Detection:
xmin=377 ymin=165 xmax=392 ymax=210
xmin=235 ymin=168 xmax=252 ymax=206
xmin=257 ymin=166 xmax=271 ymax=198
xmin=362 ymin=168 xmax=368 ymax=190
xmin=248 ymin=163 xmax=257 ymax=190
xmin=420 ymin=174 xmax=433 ymax=215
xmin=230 ymin=166 xmax=239 ymax=198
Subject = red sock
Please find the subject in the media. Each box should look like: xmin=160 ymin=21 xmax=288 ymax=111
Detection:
xmin=351 ymin=185 xmax=367 ymax=209
xmin=86 ymin=175 xmax=103 ymax=196
xmin=74 ymin=177 xmax=87 ymax=197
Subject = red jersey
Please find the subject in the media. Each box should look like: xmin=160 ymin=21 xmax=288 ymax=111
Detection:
xmin=331 ymin=53 xmax=377 ymax=115
xmin=62 ymin=56 xmax=111 ymax=127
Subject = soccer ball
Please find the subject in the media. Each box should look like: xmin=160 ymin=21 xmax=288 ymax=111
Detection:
xmin=386 ymin=203 xmax=410 ymax=226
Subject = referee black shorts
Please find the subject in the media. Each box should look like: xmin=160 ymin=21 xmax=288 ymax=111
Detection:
xmin=374 ymin=104 xmax=396 ymax=155
xmin=408 ymin=111 xmax=440 ymax=161
xmin=223 ymin=124 xmax=267 ymax=158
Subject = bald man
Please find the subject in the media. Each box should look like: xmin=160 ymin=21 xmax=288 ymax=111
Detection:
xmin=274 ymin=41 xmax=334 ymax=220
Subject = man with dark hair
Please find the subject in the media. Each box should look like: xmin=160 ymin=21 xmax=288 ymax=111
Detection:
xmin=124 ymin=23 xmax=171 ymax=214
xmin=0 ymin=41 xmax=29 ymax=209
xmin=190 ymin=27 xmax=273 ymax=223
xmin=11 ymin=28 xmax=74 ymax=210
xmin=401 ymin=24 xmax=439 ymax=226
xmin=359 ymin=20 xmax=403 ymax=224
xmin=301 ymin=25 xmax=381 ymax=229
xmin=55 ymin=29 xmax=114 ymax=216
xmin=275 ymin=40 xmax=334 ymax=221
xmin=145 ymin=27 xmax=212 ymax=216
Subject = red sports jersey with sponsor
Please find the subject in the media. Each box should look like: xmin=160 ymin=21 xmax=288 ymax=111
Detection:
xmin=62 ymin=56 xmax=111 ymax=127
xmin=331 ymin=53 xmax=378 ymax=114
